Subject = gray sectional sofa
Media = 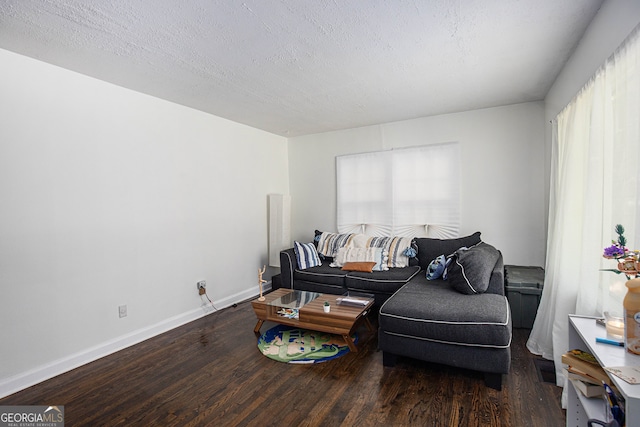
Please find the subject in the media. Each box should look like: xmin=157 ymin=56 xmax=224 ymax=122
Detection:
xmin=279 ymin=231 xmax=512 ymax=390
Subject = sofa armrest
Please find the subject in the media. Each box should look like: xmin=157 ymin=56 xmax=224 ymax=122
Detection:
xmin=279 ymin=248 xmax=297 ymax=289
xmin=486 ymin=252 xmax=505 ymax=296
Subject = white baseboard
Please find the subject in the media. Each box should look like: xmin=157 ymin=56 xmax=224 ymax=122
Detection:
xmin=0 ymin=283 xmax=271 ymax=399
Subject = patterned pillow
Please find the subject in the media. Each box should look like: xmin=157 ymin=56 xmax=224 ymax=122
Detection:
xmin=368 ymin=236 xmax=412 ymax=268
xmin=387 ymin=236 xmax=412 ymax=268
xmin=367 ymin=236 xmax=392 ymax=251
xmin=294 ymin=241 xmax=322 ymax=270
xmin=316 ymin=232 xmax=355 ymax=258
xmin=331 ymin=247 xmax=389 ymax=271
xmin=426 ymin=255 xmax=451 ymax=280
xmin=371 ymin=247 xmax=390 ymax=271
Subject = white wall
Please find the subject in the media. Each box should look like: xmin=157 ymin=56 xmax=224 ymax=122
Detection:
xmin=0 ymin=49 xmax=289 ymax=396
xmin=288 ymin=102 xmax=546 ymax=266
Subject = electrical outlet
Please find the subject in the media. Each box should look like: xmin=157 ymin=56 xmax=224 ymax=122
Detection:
xmin=119 ymin=305 xmax=127 ymax=318
xmin=197 ymin=280 xmax=206 ymax=290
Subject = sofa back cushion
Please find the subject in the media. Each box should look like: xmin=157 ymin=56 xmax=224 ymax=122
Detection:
xmin=415 ymin=232 xmax=482 ymax=270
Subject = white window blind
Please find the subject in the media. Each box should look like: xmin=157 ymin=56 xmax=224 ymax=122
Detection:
xmin=337 ymin=142 xmax=460 ymax=238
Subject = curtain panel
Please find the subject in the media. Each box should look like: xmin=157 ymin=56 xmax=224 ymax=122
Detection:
xmin=527 ymin=24 xmax=640 ymax=390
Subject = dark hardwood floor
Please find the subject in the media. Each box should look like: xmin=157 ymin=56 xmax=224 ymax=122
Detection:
xmin=0 ymin=298 xmax=564 ymax=426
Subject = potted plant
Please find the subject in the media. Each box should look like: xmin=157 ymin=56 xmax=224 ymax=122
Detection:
xmin=323 ymin=301 xmax=330 ymax=313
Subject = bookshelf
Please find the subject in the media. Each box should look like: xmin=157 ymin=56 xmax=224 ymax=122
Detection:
xmin=567 ymin=315 xmax=640 ymax=426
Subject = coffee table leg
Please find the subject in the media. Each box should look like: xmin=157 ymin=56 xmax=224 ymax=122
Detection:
xmin=254 ymin=319 xmax=265 ymax=336
xmin=343 ymin=334 xmax=358 ymax=352
xmin=364 ymin=316 xmax=375 ymax=332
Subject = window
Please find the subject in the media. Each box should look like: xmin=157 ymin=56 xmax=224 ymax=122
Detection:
xmin=336 ymin=142 xmax=460 ymax=238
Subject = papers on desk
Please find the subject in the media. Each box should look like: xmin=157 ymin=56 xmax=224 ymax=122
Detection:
xmin=605 ymin=366 xmax=640 ymax=384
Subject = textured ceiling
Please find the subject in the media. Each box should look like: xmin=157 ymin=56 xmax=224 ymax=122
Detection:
xmin=0 ymin=0 xmax=603 ymax=137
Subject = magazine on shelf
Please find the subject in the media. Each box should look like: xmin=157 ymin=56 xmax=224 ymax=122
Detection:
xmin=604 ymin=366 xmax=640 ymax=384
xmin=277 ymin=308 xmax=299 ymax=319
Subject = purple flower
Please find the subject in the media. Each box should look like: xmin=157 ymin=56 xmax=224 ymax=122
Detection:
xmin=604 ymin=245 xmax=625 ymax=258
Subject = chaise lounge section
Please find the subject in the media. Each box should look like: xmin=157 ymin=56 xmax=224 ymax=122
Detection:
xmin=378 ymin=252 xmax=512 ymax=389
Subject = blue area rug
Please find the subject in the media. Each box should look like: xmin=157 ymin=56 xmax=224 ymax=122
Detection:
xmin=257 ymin=324 xmax=357 ymax=364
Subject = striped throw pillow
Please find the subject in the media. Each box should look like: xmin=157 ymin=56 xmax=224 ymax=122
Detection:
xmin=331 ymin=246 xmax=389 ymax=271
xmin=387 ymin=236 xmax=412 ymax=268
xmin=316 ymin=232 xmax=355 ymax=258
xmin=367 ymin=236 xmax=412 ymax=268
xmin=294 ymin=241 xmax=322 ymax=270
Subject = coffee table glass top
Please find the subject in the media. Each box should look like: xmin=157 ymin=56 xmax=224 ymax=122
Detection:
xmin=268 ymin=290 xmax=320 ymax=309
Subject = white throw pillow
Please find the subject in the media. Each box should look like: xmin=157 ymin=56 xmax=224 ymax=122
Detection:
xmin=350 ymin=234 xmax=370 ymax=248
xmin=331 ymin=247 xmax=389 ymax=271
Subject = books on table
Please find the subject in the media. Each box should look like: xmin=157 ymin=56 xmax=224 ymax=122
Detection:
xmin=561 ymin=349 xmax=623 ymax=399
xmin=570 ymin=378 xmax=604 ymax=398
xmin=561 ymin=349 xmax=612 ymax=386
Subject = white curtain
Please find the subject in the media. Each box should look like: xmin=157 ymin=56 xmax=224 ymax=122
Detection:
xmin=527 ymin=24 xmax=640 ymax=387
xmin=336 ymin=143 xmax=460 ymax=238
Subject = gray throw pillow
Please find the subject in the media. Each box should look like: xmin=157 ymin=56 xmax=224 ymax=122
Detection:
xmin=447 ymin=242 xmax=500 ymax=294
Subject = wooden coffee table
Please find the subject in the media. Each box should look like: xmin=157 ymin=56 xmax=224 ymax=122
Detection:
xmin=251 ymin=289 xmax=375 ymax=352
